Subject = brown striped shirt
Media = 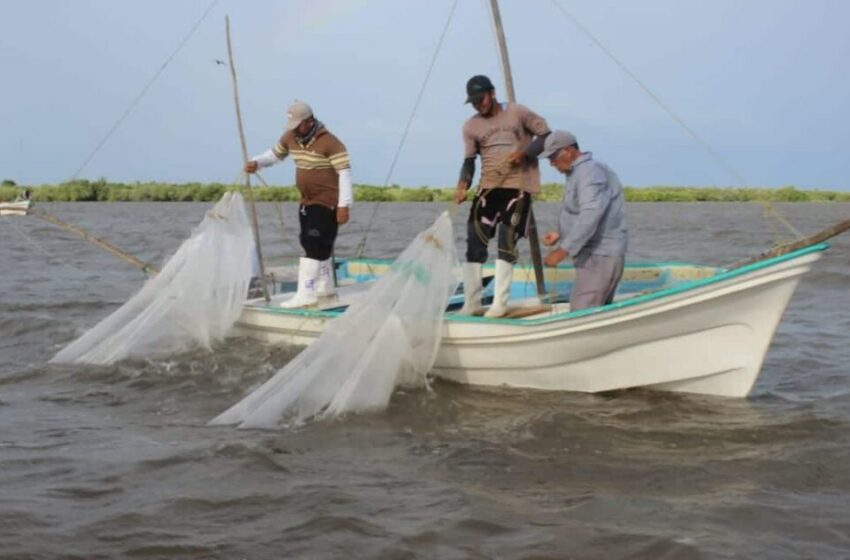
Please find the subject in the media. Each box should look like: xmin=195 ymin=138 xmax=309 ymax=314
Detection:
xmin=273 ymin=126 xmax=351 ymax=209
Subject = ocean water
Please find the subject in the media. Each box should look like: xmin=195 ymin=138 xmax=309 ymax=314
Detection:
xmin=1 ymin=201 xmax=849 ymax=559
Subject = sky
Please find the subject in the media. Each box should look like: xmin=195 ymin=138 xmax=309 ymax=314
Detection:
xmin=1 ymin=0 xmax=849 ymax=190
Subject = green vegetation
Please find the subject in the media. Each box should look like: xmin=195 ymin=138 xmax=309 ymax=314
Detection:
xmin=621 ymin=185 xmax=850 ymax=202
xmin=1 ymin=180 xmax=848 ymax=203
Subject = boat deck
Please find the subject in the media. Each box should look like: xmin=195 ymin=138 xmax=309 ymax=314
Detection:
xmin=246 ymin=259 xmax=725 ymax=322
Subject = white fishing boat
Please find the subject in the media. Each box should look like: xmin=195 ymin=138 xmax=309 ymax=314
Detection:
xmin=29 ymin=3 xmax=845 ymax=409
xmin=235 ymin=242 xmax=828 ymax=398
xmin=0 ymin=199 xmax=32 ymax=216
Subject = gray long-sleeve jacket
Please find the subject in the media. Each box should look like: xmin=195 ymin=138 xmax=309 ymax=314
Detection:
xmin=558 ymin=152 xmax=628 ymax=261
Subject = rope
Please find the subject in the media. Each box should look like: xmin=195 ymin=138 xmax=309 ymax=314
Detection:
xmin=3 ymin=217 xmax=139 ymax=289
xmin=69 ymin=0 xmax=219 ymax=180
xmin=547 ymin=0 xmax=801 ymax=240
xmin=238 ymin=171 xmax=302 ymax=258
xmin=355 ymin=0 xmax=459 ymax=258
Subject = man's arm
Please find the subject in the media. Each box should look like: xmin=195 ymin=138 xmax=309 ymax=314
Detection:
xmin=456 ymin=124 xmax=478 ymax=203
xmin=508 ymin=105 xmax=551 ymax=166
xmin=336 ymin=168 xmax=353 ymax=224
xmin=245 ymin=137 xmax=289 ymax=173
xmin=559 ymin=165 xmax=611 ymax=256
xmin=524 ymin=131 xmax=551 ymax=159
xmin=455 ymin=157 xmax=476 ymax=204
xmin=507 ymin=132 xmax=551 ymax=166
xmin=327 ymin=138 xmax=352 ymax=224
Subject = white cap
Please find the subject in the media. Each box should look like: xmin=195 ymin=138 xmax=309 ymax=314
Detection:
xmin=285 ymin=101 xmax=313 ymax=130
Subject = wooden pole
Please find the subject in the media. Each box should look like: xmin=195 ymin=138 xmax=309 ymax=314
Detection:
xmin=28 ymin=208 xmax=159 ymax=275
xmin=488 ymin=0 xmax=547 ymax=298
xmin=728 ymin=217 xmax=850 ymax=269
xmin=225 ymin=15 xmax=270 ymax=302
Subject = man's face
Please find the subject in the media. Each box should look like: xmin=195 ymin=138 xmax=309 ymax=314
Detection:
xmin=471 ymin=90 xmax=495 ymax=116
xmin=294 ymin=117 xmax=315 ymax=137
xmin=549 ymin=146 xmax=579 ymax=173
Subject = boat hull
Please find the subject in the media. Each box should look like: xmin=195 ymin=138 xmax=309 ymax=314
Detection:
xmin=0 ymin=200 xmax=31 ymax=216
xmin=235 ymin=247 xmax=824 ymax=398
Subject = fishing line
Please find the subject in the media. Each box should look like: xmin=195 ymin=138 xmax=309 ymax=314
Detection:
xmin=3 ymin=217 xmax=138 ymax=289
xmin=69 ymin=0 xmax=220 ymax=180
xmin=356 ymin=0 xmax=460 ymax=259
xmin=547 ymin=0 xmax=801 ymax=240
xmin=234 ymin=170 xmax=302 ymax=261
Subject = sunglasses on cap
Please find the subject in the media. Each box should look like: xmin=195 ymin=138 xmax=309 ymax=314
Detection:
xmin=547 ymin=148 xmax=565 ymax=162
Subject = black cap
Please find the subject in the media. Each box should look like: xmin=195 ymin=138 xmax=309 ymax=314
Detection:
xmin=465 ymin=74 xmax=494 ymax=103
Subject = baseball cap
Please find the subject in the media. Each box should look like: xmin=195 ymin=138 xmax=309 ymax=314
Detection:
xmin=285 ymin=101 xmax=313 ymax=130
xmin=465 ymin=75 xmax=494 ymax=104
xmin=539 ymin=130 xmax=578 ymax=159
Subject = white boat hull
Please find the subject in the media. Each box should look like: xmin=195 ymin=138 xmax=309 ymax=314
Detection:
xmin=235 ymin=247 xmax=824 ymax=398
xmin=0 ymin=200 xmax=31 ymax=216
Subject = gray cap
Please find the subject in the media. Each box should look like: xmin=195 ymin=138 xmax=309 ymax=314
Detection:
xmin=539 ymin=130 xmax=578 ymax=159
xmin=285 ymin=101 xmax=313 ymax=130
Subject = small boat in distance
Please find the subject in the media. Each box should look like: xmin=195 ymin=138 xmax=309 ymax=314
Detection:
xmin=0 ymin=199 xmax=32 ymax=216
xmin=235 ymin=243 xmax=828 ymax=398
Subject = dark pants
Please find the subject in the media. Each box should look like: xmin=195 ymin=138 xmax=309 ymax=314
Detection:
xmin=299 ymin=204 xmax=338 ymax=261
xmin=466 ymin=188 xmax=530 ymax=264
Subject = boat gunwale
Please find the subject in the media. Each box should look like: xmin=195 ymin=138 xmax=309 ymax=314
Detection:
xmin=241 ymin=243 xmax=829 ymax=325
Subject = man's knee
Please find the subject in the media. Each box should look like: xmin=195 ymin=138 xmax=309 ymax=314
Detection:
xmin=569 ymin=289 xmax=606 ymax=312
xmin=466 ymin=221 xmax=490 ymax=263
xmin=466 ymin=244 xmax=488 ymax=263
xmin=497 ymin=231 xmax=518 ymax=264
xmin=300 ymin=234 xmax=333 ymax=260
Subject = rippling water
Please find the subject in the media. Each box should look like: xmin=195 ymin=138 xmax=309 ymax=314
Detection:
xmin=1 ymin=202 xmax=849 ymax=559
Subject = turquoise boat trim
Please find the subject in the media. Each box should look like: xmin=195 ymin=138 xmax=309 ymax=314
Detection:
xmin=449 ymin=243 xmax=829 ymax=326
xmin=247 ymin=243 xmax=828 ymax=323
xmin=342 ymin=257 xmax=718 ymax=274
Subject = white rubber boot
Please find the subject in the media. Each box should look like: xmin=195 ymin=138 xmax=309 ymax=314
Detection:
xmin=316 ymin=258 xmax=336 ymax=297
xmin=280 ymin=257 xmax=320 ymax=308
xmin=458 ymin=262 xmax=483 ymax=315
xmin=484 ymin=259 xmax=513 ymax=318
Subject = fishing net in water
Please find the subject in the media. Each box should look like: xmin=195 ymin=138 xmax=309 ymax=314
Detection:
xmin=210 ymin=211 xmax=459 ymax=429
xmin=51 ymin=191 xmax=255 ymax=365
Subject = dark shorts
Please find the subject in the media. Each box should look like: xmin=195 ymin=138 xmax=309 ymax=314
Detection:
xmin=299 ymin=204 xmax=337 ymax=261
xmin=466 ymin=187 xmax=530 ymax=264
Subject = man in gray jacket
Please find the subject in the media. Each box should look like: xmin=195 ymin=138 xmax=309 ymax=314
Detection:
xmin=539 ymin=130 xmax=628 ymax=311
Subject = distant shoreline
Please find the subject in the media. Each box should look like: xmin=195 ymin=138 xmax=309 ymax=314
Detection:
xmin=2 ymin=181 xmax=849 ymax=203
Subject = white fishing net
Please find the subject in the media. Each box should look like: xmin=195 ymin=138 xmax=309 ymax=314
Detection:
xmin=52 ymin=191 xmax=255 ymax=365
xmin=210 ymin=210 xmax=460 ymax=429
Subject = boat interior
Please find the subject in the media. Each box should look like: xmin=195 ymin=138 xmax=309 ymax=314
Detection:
xmin=253 ymin=258 xmax=723 ymax=321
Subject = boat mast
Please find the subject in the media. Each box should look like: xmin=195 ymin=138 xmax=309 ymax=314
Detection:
xmin=488 ymin=0 xmax=547 ymax=298
xmin=226 ymin=16 xmax=270 ymax=302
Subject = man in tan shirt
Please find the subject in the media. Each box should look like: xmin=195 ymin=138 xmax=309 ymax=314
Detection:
xmin=245 ymin=101 xmax=352 ymax=308
xmin=454 ymin=75 xmax=551 ymax=317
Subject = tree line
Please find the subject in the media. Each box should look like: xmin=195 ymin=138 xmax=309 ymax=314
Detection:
xmin=1 ymin=179 xmax=848 ymax=203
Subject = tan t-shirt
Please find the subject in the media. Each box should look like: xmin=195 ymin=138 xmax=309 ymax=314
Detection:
xmin=462 ymin=102 xmax=549 ymax=194
xmin=272 ymin=126 xmax=350 ymax=209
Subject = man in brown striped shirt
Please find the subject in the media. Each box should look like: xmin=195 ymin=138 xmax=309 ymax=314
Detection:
xmin=245 ymin=101 xmax=352 ymax=308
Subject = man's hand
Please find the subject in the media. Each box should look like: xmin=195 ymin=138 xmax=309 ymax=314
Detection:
xmin=454 ymin=184 xmax=468 ymax=205
xmin=336 ymin=206 xmax=350 ymax=225
xmin=244 ymin=160 xmax=259 ymax=174
xmin=506 ymin=150 xmax=526 ymax=167
xmin=544 ymin=248 xmax=568 ymax=267
xmin=542 ymin=230 xmax=560 ymax=247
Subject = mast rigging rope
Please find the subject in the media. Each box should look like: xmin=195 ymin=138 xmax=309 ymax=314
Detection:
xmin=355 ymin=0 xmax=460 ymax=258
xmin=69 ymin=0 xmax=219 ymax=181
xmin=547 ymin=0 xmax=801 ymax=240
